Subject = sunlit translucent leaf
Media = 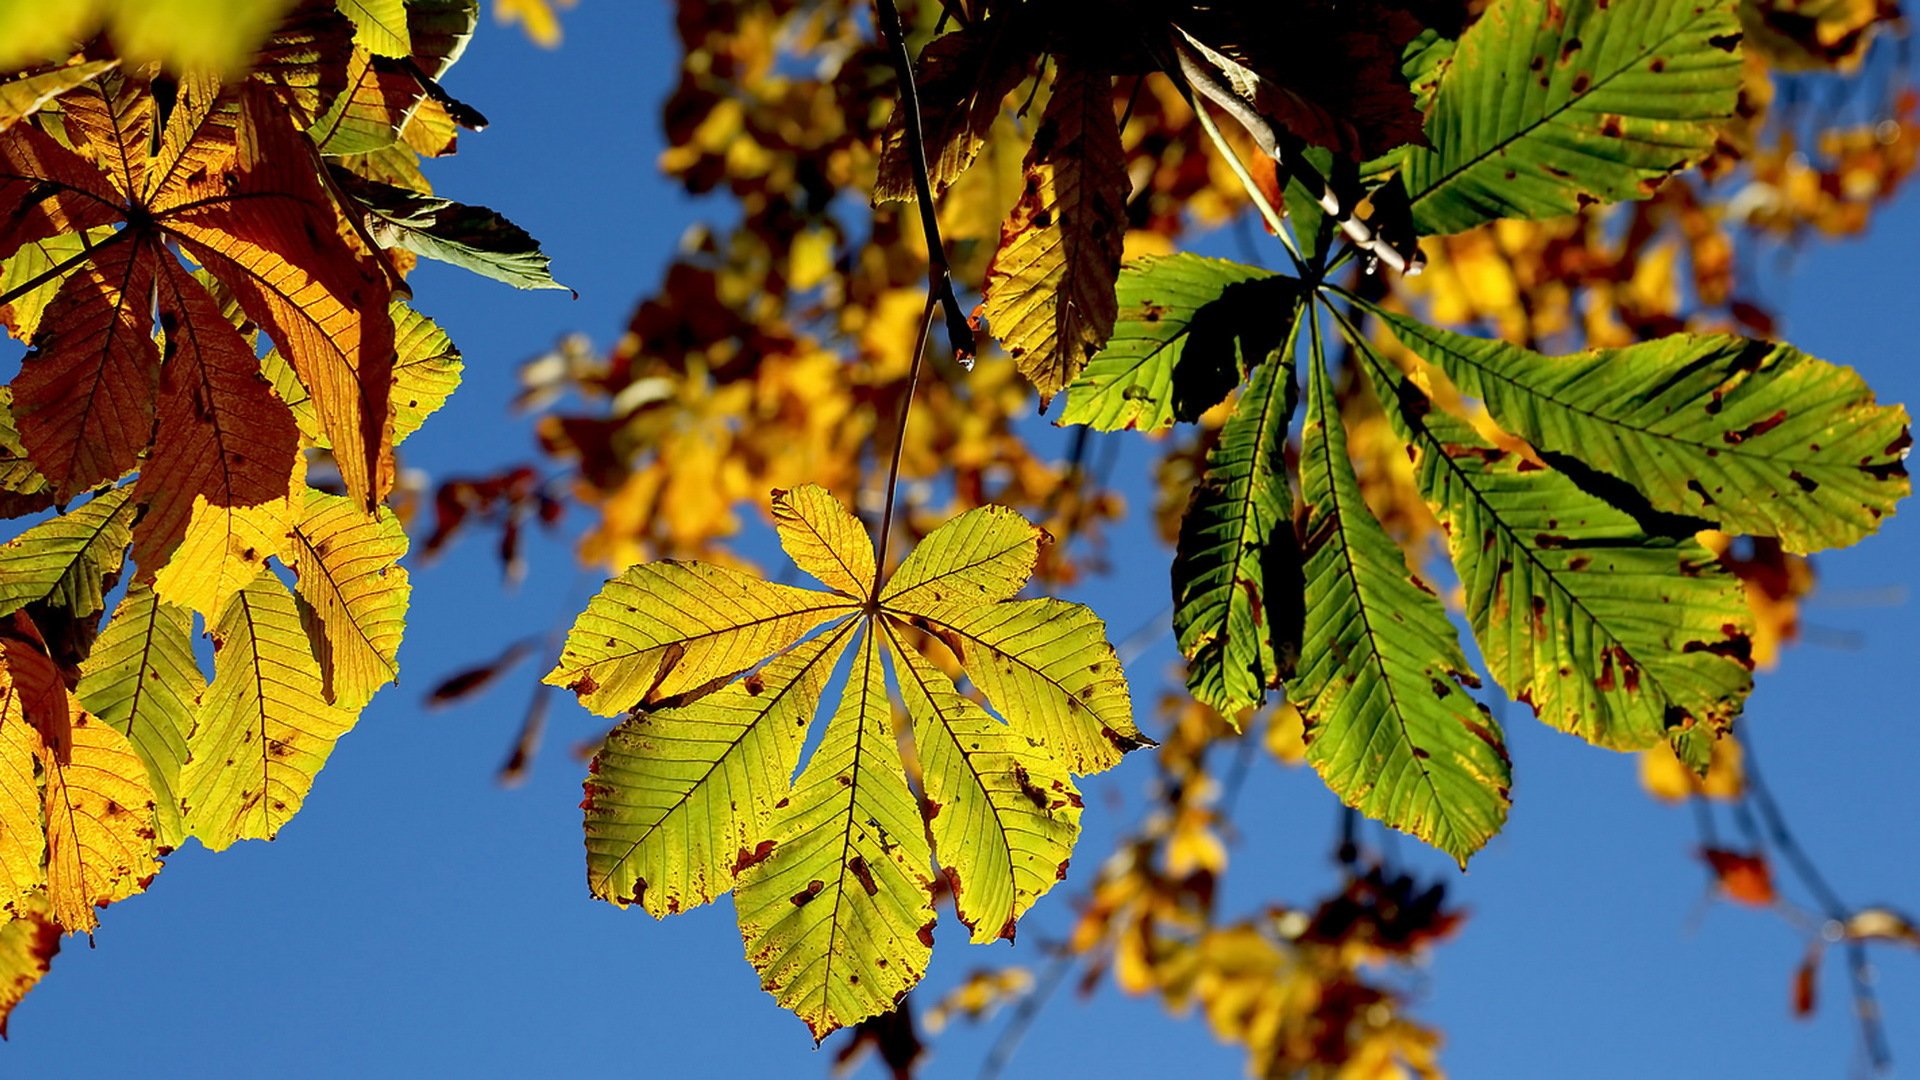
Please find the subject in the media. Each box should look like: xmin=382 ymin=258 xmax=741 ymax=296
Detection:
xmin=0 ymin=707 xmax=42 ymax=914
xmin=0 ymin=893 xmax=57 ymax=1035
xmin=288 ymin=488 xmax=410 ymax=710
xmin=556 ymin=486 xmax=1140 ymax=1037
xmin=981 ymin=59 xmax=1127 ymax=402
xmin=1295 ymin=346 xmax=1510 ymax=864
xmin=734 ymin=626 xmax=936 ymax=1042
xmin=0 ymin=232 xmax=100 ymax=345
xmin=336 ymin=170 xmax=568 ymax=290
xmin=1172 ymin=301 xmax=1306 ymax=715
xmin=0 ymin=60 xmax=118 ymax=134
xmin=75 ymin=585 xmax=201 ymax=849
xmin=10 ymin=242 xmax=160 ymax=498
xmin=879 ymin=503 xmax=1040 ymax=609
xmin=306 ymin=44 xmax=421 ymax=154
xmin=170 ymin=88 xmax=396 ymax=512
xmin=1061 ymin=256 xmax=1298 ymax=433
xmin=1383 ymin=314 xmax=1911 ymax=554
xmin=770 ymin=483 xmax=873 ymax=598
xmin=1364 ymin=341 xmax=1753 ymax=764
xmin=0 ymin=486 xmax=134 ymax=620
xmin=899 ymin=597 xmax=1144 ymax=775
xmin=338 ymin=0 xmax=411 ymax=57
xmin=41 ymin=709 xmax=160 ymax=934
xmin=132 ymin=257 xmax=302 ymax=574
xmin=147 ymin=484 xmax=296 ymax=624
xmin=181 ymin=569 xmax=355 ymax=849
xmin=1394 ymin=0 xmax=1744 ymax=234
xmin=547 ymin=563 xmax=856 ymax=715
xmin=584 ymin=623 xmax=854 ymax=915
xmin=268 ymin=300 xmax=462 ymax=447
xmin=873 ymin=16 xmax=1030 ymax=203
xmin=885 ymin=620 xmax=1080 ymax=943
xmin=0 ymin=120 xmax=124 ymax=260
xmin=248 ymin=0 xmax=355 ymax=128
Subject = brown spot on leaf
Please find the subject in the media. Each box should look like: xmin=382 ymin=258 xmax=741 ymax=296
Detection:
xmin=1724 ymin=409 xmax=1787 ymax=444
xmin=1788 ymin=470 xmax=1818 ymax=493
xmin=917 ymin=921 xmax=936 ymax=947
xmin=734 ymin=839 xmax=777 ymax=875
xmin=1683 ymin=627 xmax=1755 ymax=671
xmin=791 ymin=879 xmax=825 ymax=906
xmin=848 ymin=856 xmax=879 ymax=897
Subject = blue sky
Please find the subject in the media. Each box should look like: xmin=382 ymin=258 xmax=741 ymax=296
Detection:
xmin=5 ymin=5 xmax=1919 ymax=1077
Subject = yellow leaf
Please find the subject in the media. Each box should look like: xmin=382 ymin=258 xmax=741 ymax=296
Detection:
xmin=181 ymin=569 xmax=356 ymax=849
xmin=42 ymin=709 xmax=160 ymax=934
xmin=0 ymin=893 xmax=58 ymax=1036
xmin=288 ymin=488 xmax=410 ymax=710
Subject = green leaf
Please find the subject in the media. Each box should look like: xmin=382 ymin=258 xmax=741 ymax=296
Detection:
xmin=733 ymin=625 xmax=934 ymax=1042
xmin=288 ymin=488 xmax=410 ymax=711
xmin=75 ymin=584 xmax=202 ymax=849
xmin=181 ymin=568 xmax=356 ymax=849
xmin=334 ymin=169 xmax=568 ymax=291
xmin=0 ymin=486 xmax=134 ymax=620
xmin=1059 ymin=255 xmax=1298 ymax=433
xmin=1361 ymin=337 xmax=1753 ymax=762
xmin=1295 ymin=335 xmax=1509 ymax=865
xmin=1170 ymin=299 xmax=1306 ymax=716
xmin=1394 ymin=0 xmax=1743 ymax=234
xmin=1382 ymin=314 xmax=1911 ymax=554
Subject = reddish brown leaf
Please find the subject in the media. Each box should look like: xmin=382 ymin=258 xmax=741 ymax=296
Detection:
xmin=10 ymin=240 xmax=160 ymax=498
xmin=130 ymin=257 xmax=301 ymax=573
xmin=873 ymin=17 xmax=1032 ymax=202
xmin=1701 ymin=847 xmax=1776 ymax=906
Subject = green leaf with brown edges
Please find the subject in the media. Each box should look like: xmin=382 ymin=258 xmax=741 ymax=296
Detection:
xmin=1382 ymin=314 xmax=1911 ymax=554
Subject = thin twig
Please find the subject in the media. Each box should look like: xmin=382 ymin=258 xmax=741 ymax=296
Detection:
xmin=0 ymin=228 xmax=131 ymax=310
xmin=874 ymin=0 xmax=976 ymax=362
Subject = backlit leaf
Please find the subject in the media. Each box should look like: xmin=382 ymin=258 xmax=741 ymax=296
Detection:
xmin=0 ymin=486 xmax=134 ymax=621
xmin=335 ymin=170 xmax=568 ymax=290
xmin=1394 ymin=0 xmax=1744 ymax=234
xmin=41 ymin=708 xmax=161 ymax=934
xmin=75 ymin=585 xmax=201 ymax=849
xmin=338 ymin=0 xmax=411 ymax=58
xmin=1383 ymin=314 xmax=1910 ymax=554
xmin=733 ymin=625 xmax=935 ymax=1042
xmin=267 ymin=300 xmax=462 ymax=446
xmin=1060 ymin=255 xmax=1297 ymax=433
xmin=0 ymin=702 xmax=42 ymax=915
xmin=1295 ymin=340 xmax=1510 ymax=864
xmin=0 ymin=60 xmax=118 ymax=133
xmin=1364 ymin=338 xmax=1754 ymax=763
xmin=980 ymin=58 xmax=1127 ymax=402
xmin=287 ymin=487 xmax=410 ymax=710
xmin=873 ymin=17 xmax=1030 ymax=203
xmin=0 ymin=894 xmax=57 ymax=1035
xmin=181 ymin=568 xmax=355 ymax=849
xmin=1171 ymin=299 xmax=1306 ymax=716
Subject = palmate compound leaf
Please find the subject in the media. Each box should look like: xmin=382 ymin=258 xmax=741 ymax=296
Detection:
xmin=1295 ymin=324 xmax=1510 ymax=865
xmin=1355 ymin=321 xmax=1754 ymax=769
xmin=1058 ymin=255 xmax=1302 ymax=434
xmin=181 ymin=568 xmax=355 ymax=850
xmin=1381 ymin=314 xmax=1911 ymax=555
xmin=1170 ymin=293 xmax=1307 ymax=716
xmin=0 ymin=70 xmax=396 ymax=515
xmin=555 ymin=485 xmax=1143 ymax=1039
xmin=980 ymin=56 xmax=1128 ymax=403
xmin=1390 ymin=0 xmax=1744 ymax=235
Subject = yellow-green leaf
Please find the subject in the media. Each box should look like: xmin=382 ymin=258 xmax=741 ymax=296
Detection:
xmin=288 ymin=488 xmax=410 ymax=710
xmin=734 ymin=626 xmax=935 ymax=1041
xmin=181 ymin=568 xmax=355 ymax=849
xmin=885 ymin=619 xmax=1079 ymax=943
xmin=42 ymin=709 xmax=160 ymax=934
xmin=76 ymin=584 xmax=203 ymax=849
xmin=0 ymin=893 xmax=57 ymax=1036
xmin=0 ymin=486 xmax=134 ymax=620
xmin=338 ymin=0 xmax=410 ymax=57
xmin=771 ymin=483 xmax=873 ymax=599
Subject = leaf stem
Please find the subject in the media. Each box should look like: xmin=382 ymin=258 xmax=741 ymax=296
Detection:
xmin=871 ymin=290 xmax=939 ymax=601
xmin=874 ymin=0 xmax=975 ymax=361
xmin=1186 ymin=95 xmax=1306 ymax=277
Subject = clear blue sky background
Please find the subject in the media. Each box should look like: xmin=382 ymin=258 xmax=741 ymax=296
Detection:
xmin=5 ymin=6 xmax=1919 ymax=1077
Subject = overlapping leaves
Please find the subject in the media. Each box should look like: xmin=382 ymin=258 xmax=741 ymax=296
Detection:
xmin=550 ymin=485 xmax=1145 ymax=1038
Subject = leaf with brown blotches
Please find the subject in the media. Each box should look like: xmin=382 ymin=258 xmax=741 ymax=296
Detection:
xmin=980 ymin=59 xmax=1127 ymax=403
